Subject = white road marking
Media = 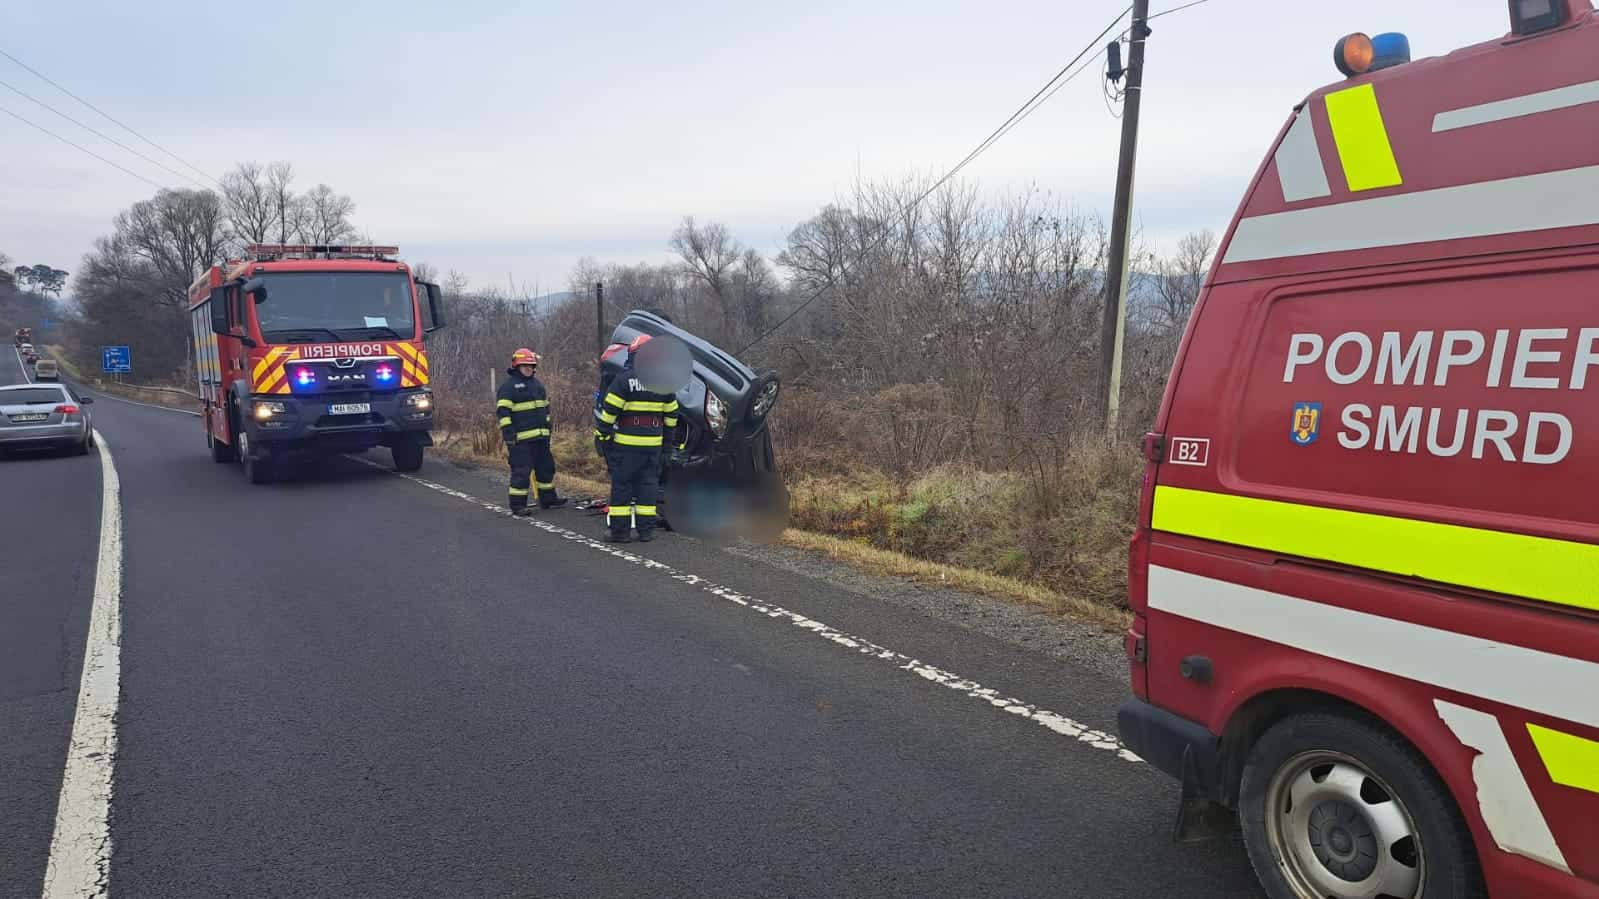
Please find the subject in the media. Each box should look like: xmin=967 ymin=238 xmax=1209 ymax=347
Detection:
xmin=42 ymin=431 xmax=122 ymax=898
xmin=11 ymin=344 xmax=33 ymax=383
xmin=367 ymin=461 xmax=1141 ymax=764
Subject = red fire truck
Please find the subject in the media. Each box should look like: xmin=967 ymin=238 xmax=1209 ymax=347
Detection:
xmin=1118 ymin=3 xmax=1599 ymax=898
xmin=187 ymin=244 xmax=445 ymax=483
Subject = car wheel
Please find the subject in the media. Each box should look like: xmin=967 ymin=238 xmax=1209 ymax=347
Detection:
xmin=1239 ymin=712 xmax=1484 ymax=899
xmin=74 ymin=431 xmax=91 ymax=455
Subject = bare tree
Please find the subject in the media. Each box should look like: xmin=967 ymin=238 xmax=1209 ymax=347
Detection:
xmin=671 ymin=216 xmax=743 ymax=336
xmin=1148 ymin=229 xmax=1216 ymax=335
xmin=221 ymin=162 xmax=279 ymax=248
xmin=299 ymin=183 xmax=358 ymax=245
xmin=113 ymin=188 xmax=229 ymax=309
xmin=267 ymin=161 xmax=300 ymax=244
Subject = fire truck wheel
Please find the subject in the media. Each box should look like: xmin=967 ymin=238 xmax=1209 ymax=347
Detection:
xmin=391 ymin=442 xmax=424 ymax=473
xmin=208 ymin=428 xmax=236 ymax=463
xmin=239 ymin=433 xmax=273 ymax=484
xmin=1239 ymin=712 xmax=1484 ymax=899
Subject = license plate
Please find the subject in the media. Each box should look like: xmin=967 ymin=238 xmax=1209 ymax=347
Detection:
xmin=10 ymin=413 xmax=48 ymax=422
xmin=329 ymin=403 xmax=370 ymax=416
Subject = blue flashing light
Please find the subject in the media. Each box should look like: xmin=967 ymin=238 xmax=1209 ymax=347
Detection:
xmin=1369 ymin=33 xmax=1411 ymax=72
xmin=293 ymin=366 xmax=316 ymax=388
xmin=375 ymin=364 xmax=396 ymax=383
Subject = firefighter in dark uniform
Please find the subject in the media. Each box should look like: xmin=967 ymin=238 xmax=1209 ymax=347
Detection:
xmin=496 ymin=348 xmax=567 ymax=516
xmin=593 ymin=335 xmax=680 ymax=542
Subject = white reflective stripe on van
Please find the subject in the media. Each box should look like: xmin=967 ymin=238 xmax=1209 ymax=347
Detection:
xmin=1222 ymin=164 xmax=1599 ymax=263
xmin=1274 ymin=106 xmax=1332 ymax=202
xmin=1434 ymin=78 xmax=1599 ymax=132
xmin=1146 ymin=565 xmax=1599 ymax=730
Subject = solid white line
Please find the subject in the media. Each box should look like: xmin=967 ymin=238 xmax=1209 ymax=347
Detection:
xmin=1148 ymin=565 xmax=1599 ymax=730
xmin=1433 ymin=78 xmax=1599 ymax=132
xmin=1222 ymin=163 xmax=1599 ymax=263
xmin=366 ymin=461 xmax=1142 ymax=764
xmin=42 ymin=430 xmax=122 ymax=898
xmin=11 ymin=344 xmax=33 ymax=383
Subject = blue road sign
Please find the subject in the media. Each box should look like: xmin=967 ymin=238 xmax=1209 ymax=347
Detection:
xmin=102 ymin=345 xmax=132 ymax=374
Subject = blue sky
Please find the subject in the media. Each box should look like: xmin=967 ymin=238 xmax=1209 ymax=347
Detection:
xmin=1 ymin=1 xmax=1508 ymax=293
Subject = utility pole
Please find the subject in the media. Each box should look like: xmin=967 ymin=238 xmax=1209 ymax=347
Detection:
xmin=595 ymin=281 xmax=605 ymax=357
xmin=1098 ymin=0 xmax=1151 ymax=432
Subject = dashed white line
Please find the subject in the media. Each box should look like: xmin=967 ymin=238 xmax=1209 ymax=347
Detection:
xmin=370 ymin=462 xmax=1142 ymax=764
xmin=42 ymin=431 xmax=122 ymax=898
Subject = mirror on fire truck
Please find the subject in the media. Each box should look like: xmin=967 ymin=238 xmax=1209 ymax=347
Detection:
xmin=243 ymin=277 xmax=268 ymax=304
xmin=419 ymin=282 xmax=445 ymax=333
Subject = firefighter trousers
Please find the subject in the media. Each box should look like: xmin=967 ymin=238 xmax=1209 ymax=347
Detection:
xmin=507 ymin=439 xmax=557 ymax=510
xmin=606 ymin=448 xmax=661 ymax=536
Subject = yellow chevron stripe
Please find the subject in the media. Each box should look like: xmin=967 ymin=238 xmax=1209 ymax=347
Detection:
xmin=252 ymin=346 xmax=288 ymax=381
xmin=258 ymin=365 xmax=288 ymax=395
xmin=1527 ymin=724 xmax=1599 ymax=794
xmin=393 ymin=341 xmax=421 ymax=364
xmin=1152 ymin=486 xmax=1599 ymax=614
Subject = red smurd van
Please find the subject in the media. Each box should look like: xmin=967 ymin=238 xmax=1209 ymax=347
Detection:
xmin=1117 ymin=4 xmax=1599 ymax=898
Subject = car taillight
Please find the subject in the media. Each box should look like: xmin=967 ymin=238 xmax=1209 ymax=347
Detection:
xmin=55 ymin=404 xmax=79 ymax=415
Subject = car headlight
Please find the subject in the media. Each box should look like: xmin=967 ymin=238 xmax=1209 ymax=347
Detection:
xmin=705 ymin=390 xmax=728 ymax=438
xmin=254 ymin=401 xmax=286 ymax=420
xmin=403 ymin=391 xmax=432 ymax=410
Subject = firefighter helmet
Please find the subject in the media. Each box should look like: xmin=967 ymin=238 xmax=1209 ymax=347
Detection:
xmin=510 ymin=348 xmax=539 ymax=368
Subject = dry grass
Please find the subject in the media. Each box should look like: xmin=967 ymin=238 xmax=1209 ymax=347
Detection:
xmin=425 ymin=368 xmax=1143 ymax=630
xmin=781 ymin=529 xmax=1130 ymax=632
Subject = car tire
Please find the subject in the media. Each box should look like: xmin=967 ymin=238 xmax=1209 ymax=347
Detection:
xmin=392 ymin=442 xmax=424 ymax=473
xmin=239 ymin=432 xmax=273 ymax=484
xmin=1239 ymin=712 xmax=1484 ymax=899
xmin=74 ymin=432 xmax=90 ymax=456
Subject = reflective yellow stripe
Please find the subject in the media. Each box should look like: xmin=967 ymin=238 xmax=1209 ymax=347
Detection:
xmin=594 ymin=429 xmax=610 ymax=439
xmin=1324 ymin=83 xmax=1402 ymax=192
xmin=664 ymin=416 xmax=678 ymax=427
xmin=510 ymin=400 xmax=548 ymax=411
xmin=603 ymin=393 xmax=626 ymax=409
xmin=597 ymin=409 xmax=619 ymax=424
xmin=1152 ymin=486 xmax=1599 ymax=614
xmin=635 ymin=505 xmax=658 ymax=516
xmin=496 ymin=399 xmax=514 ymax=409
xmin=612 ymin=432 xmax=663 ymax=447
xmin=1527 ymin=724 xmax=1599 ymax=794
xmin=609 ymin=508 xmax=633 ymax=519
xmin=252 ymin=347 xmax=288 ymax=381
xmin=536 ymin=481 xmax=554 ymax=490
xmin=498 ymin=417 xmax=512 ymax=427
xmin=509 ymin=487 xmax=530 ymax=496
xmin=515 ymin=428 xmax=551 ymax=440
xmin=623 ymin=400 xmax=672 ymax=412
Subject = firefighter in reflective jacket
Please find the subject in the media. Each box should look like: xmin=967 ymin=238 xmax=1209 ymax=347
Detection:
xmin=496 ymin=348 xmax=567 ymax=516
xmin=594 ymin=335 xmax=679 ymax=543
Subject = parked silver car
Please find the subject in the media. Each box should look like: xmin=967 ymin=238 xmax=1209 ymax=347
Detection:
xmin=0 ymin=383 xmax=94 ymax=455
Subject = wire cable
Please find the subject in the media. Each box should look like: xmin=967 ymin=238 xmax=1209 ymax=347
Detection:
xmin=0 ymin=76 xmax=212 ymax=190
xmin=1149 ymin=0 xmax=1212 ymax=20
xmin=738 ymin=4 xmax=1134 ymax=354
xmin=0 ymin=46 xmax=217 ymax=184
xmin=0 ymin=104 xmax=167 ymax=190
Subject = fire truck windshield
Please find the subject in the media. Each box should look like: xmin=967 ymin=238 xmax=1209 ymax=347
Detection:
xmin=252 ymin=272 xmax=417 ymax=340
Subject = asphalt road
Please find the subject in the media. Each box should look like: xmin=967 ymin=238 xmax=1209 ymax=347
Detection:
xmin=2 ymin=351 xmax=1263 ymax=897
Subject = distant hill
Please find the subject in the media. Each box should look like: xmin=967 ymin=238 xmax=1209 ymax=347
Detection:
xmin=505 ymin=291 xmax=577 ymax=316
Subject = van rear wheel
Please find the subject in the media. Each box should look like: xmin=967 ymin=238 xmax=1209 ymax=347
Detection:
xmin=1239 ymin=713 xmax=1483 ymax=899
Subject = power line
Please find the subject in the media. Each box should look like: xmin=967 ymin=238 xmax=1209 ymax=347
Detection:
xmin=1149 ymin=0 xmax=1212 ymax=20
xmin=738 ymin=4 xmax=1134 ymax=354
xmin=0 ymin=46 xmax=217 ymax=184
xmin=0 ymin=76 xmax=213 ymax=190
xmin=0 ymin=104 xmax=167 ymax=190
